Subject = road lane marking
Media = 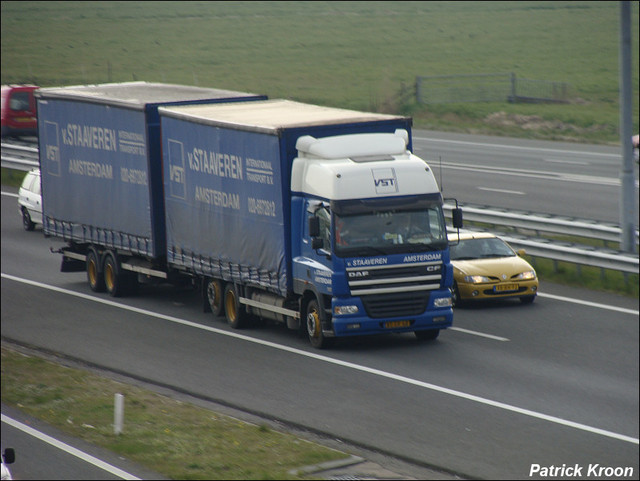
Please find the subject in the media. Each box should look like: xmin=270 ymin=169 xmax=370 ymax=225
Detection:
xmin=2 ymin=273 xmax=638 ymax=446
xmin=543 ymin=158 xmax=590 ymax=165
xmin=537 ymin=292 xmax=639 ymax=315
xmin=414 ymin=136 xmax=620 ymax=158
xmin=1 ymin=414 xmax=141 ymax=480
xmin=449 ymin=327 xmax=509 ymax=341
xmin=477 ymin=187 xmax=525 ymax=195
xmin=436 ymin=161 xmax=623 ymax=186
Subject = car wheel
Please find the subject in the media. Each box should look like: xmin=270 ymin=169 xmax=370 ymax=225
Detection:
xmin=22 ymin=207 xmax=35 ymax=231
xmin=451 ymin=282 xmax=464 ymax=307
xmin=520 ymin=295 xmax=536 ymax=304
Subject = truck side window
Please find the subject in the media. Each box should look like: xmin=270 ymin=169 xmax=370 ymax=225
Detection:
xmin=315 ymin=207 xmax=331 ymax=249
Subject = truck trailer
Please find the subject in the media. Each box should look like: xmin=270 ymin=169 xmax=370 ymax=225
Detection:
xmin=38 ymin=85 xmax=462 ymax=348
xmin=36 ymin=81 xmax=266 ymax=291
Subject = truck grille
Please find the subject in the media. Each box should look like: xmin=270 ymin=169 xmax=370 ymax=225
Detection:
xmin=346 ymin=261 xmax=442 ymax=318
xmin=361 ymin=291 xmax=430 ymax=318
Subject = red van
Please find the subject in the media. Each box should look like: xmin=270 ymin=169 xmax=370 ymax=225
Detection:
xmin=1 ymin=84 xmax=39 ymax=137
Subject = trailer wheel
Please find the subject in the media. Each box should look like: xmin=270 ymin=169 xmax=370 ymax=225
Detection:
xmin=306 ymin=299 xmax=332 ymax=349
xmin=206 ymin=278 xmax=224 ymax=317
xmin=103 ymin=252 xmax=126 ymax=297
xmin=86 ymin=248 xmax=105 ymax=292
xmin=224 ymin=284 xmax=248 ymax=329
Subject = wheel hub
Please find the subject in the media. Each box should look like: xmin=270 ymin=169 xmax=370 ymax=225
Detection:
xmin=307 ymin=310 xmax=320 ymax=337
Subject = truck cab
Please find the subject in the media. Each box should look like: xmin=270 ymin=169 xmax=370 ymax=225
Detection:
xmin=291 ymin=130 xmax=460 ymax=347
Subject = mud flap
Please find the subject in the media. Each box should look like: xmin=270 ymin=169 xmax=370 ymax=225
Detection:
xmin=61 ymin=256 xmax=85 ymax=272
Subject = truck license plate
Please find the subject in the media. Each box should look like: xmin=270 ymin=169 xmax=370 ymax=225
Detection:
xmin=495 ymin=283 xmax=518 ymax=292
xmin=385 ymin=320 xmax=411 ymax=329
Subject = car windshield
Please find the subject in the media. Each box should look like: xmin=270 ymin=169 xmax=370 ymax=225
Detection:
xmin=334 ymin=207 xmax=447 ymax=257
xmin=450 ymin=237 xmax=515 ymax=260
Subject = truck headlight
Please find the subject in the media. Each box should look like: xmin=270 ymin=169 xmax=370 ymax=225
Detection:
xmin=334 ymin=305 xmax=359 ymax=315
xmin=433 ymin=297 xmax=452 ymax=308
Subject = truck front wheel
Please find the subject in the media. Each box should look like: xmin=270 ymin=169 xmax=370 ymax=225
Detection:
xmin=306 ymin=299 xmax=332 ymax=349
xmin=224 ymin=284 xmax=248 ymax=329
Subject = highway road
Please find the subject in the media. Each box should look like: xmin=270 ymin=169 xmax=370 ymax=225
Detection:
xmin=1 ymin=171 xmax=638 ymax=479
xmin=412 ymin=129 xmax=639 ymax=224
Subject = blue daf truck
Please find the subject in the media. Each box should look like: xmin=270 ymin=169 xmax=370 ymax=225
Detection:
xmin=37 ymin=85 xmax=462 ymax=348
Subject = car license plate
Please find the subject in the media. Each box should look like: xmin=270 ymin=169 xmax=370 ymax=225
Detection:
xmin=385 ymin=320 xmax=411 ymax=329
xmin=495 ymin=283 xmax=518 ymax=292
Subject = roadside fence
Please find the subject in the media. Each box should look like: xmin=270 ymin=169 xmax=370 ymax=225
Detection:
xmin=416 ymin=73 xmax=571 ymax=105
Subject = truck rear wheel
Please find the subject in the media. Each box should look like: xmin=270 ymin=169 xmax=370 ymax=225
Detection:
xmin=86 ymin=248 xmax=105 ymax=292
xmin=224 ymin=284 xmax=248 ymax=329
xmin=206 ymin=278 xmax=224 ymax=317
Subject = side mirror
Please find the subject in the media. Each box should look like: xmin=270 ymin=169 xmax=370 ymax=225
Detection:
xmin=452 ymin=208 xmax=463 ymax=229
xmin=308 ymin=216 xmax=320 ymax=237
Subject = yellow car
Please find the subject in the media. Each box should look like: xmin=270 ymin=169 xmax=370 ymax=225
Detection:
xmin=448 ymin=231 xmax=538 ymax=305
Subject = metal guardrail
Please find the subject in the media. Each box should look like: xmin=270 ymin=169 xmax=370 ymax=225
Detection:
xmin=444 ymin=204 xmax=637 ymax=245
xmin=443 ymin=204 xmax=639 ymax=275
xmin=1 ymin=142 xmax=39 ymax=171
xmin=2 ymin=141 xmax=638 ymax=275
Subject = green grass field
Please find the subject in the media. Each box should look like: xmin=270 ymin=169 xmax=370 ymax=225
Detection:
xmin=2 ymin=1 xmax=638 ymax=143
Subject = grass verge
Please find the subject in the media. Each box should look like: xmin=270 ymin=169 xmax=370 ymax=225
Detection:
xmin=0 ymin=345 xmax=348 ymax=480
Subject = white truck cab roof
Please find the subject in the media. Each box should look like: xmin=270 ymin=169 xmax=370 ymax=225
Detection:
xmin=291 ymin=130 xmax=439 ymax=200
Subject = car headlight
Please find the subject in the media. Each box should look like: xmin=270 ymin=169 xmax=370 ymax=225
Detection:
xmin=514 ymin=270 xmax=536 ymax=281
xmin=463 ymin=275 xmax=491 ymax=284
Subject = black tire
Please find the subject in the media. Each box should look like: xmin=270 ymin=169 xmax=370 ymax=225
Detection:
xmin=224 ymin=283 xmax=248 ymax=329
xmin=86 ymin=248 xmax=105 ymax=292
xmin=520 ymin=295 xmax=536 ymax=304
xmin=415 ymin=329 xmax=440 ymax=341
xmin=206 ymin=278 xmax=225 ymax=317
xmin=451 ymin=282 xmax=464 ymax=307
xmin=306 ymin=299 xmax=332 ymax=349
xmin=103 ymin=252 xmax=126 ymax=297
xmin=22 ymin=208 xmax=35 ymax=231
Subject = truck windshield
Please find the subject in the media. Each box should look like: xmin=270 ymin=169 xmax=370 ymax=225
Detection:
xmin=333 ymin=206 xmax=447 ymax=257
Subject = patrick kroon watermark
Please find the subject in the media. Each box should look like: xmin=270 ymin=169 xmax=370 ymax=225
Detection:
xmin=529 ymin=464 xmax=635 ymax=478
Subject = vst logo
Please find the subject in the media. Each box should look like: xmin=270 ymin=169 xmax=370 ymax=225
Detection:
xmin=372 ymin=168 xmax=398 ymax=194
xmin=43 ymin=121 xmax=60 ymax=176
xmin=168 ymin=139 xmax=186 ymax=200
